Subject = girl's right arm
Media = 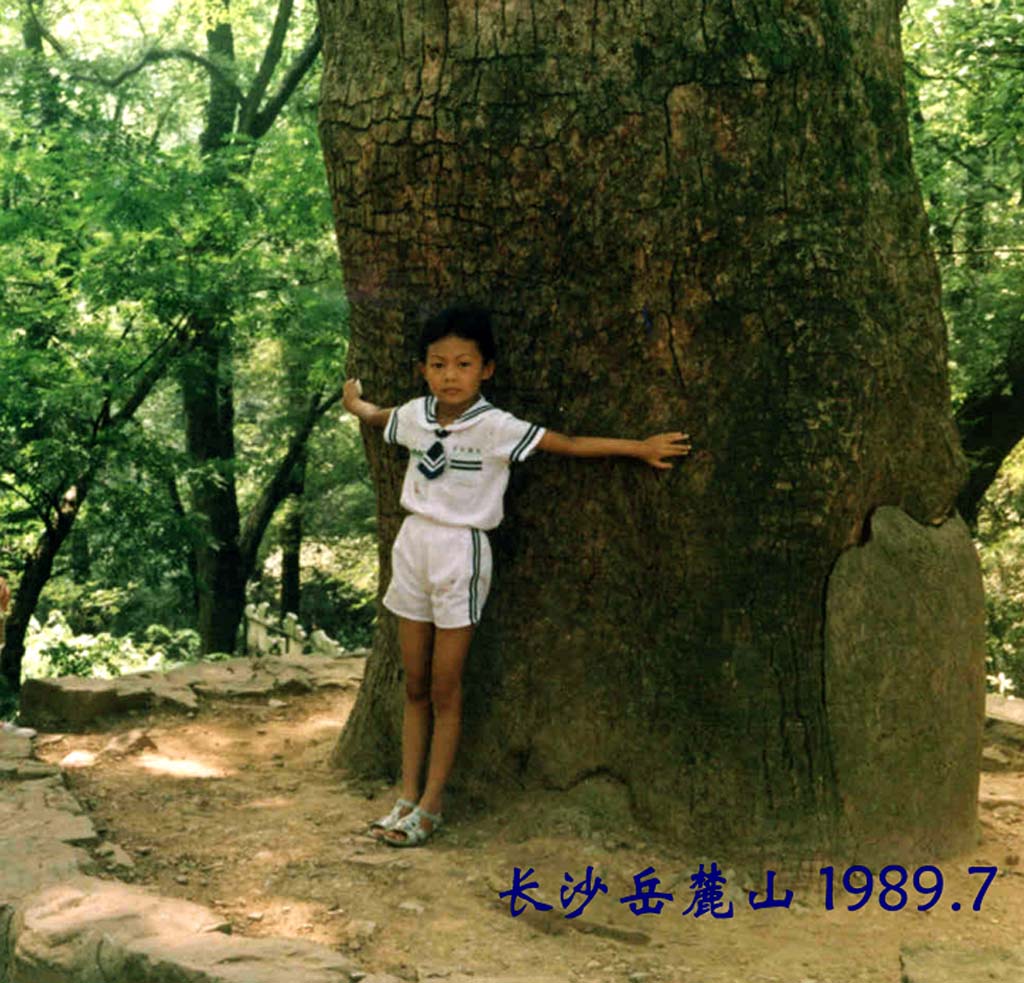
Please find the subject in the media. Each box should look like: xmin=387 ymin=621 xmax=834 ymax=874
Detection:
xmin=342 ymin=379 xmax=393 ymax=429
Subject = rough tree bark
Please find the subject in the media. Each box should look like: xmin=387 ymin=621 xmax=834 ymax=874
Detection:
xmin=318 ymin=0 xmax=985 ymax=859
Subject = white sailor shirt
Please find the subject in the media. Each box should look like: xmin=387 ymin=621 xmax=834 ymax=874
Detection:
xmin=383 ymin=395 xmax=545 ymax=531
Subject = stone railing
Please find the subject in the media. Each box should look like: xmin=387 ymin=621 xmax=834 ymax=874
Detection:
xmin=243 ymin=603 xmax=352 ymax=659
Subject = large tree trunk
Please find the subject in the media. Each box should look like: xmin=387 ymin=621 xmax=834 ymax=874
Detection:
xmin=280 ymin=341 xmax=311 ymax=618
xmin=181 ymin=316 xmax=247 ymax=655
xmin=279 ymin=468 xmax=305 ymax=618
xmin=318 ymin=0 xmax=985 ymax=859
xmin=180 ymin=1 xmax=325 ymax=654
xmin=181 ymin=7 xmax=245 ymax=655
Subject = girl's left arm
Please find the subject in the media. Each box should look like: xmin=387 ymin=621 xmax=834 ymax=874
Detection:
xmin=537 ymin=430 xmax=691 ymax=470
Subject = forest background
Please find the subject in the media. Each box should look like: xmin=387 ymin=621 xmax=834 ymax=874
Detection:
xmin=0 ymin=0 xmax=1021 ymax=718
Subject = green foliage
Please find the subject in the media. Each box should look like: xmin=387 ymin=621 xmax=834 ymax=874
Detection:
xmin=0 ymin=3 xmax=373 ymax=663
xmin=141 ymin=623 xmax=203 ymax=663
xmin=903 ymin=0 xmax=1024 ymax=406
xmin=38 ymin=574 xmax=193 ymax=637
xmin=22 ymin=609 xmax=201 ymax=682
xmin=904 ymin=0 xmax=1024 ymax=691
xmin=976 ymin=443 xmax=1024 ymax=693
xmin=0 ymin=48 xmax=203 ymax=575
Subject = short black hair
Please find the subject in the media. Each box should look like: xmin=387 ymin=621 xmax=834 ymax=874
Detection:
xmin=418 ymin=304 xmax=496 ymax=363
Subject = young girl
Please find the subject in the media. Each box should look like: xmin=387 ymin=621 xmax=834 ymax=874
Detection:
xmin=342 ymin=305 xmax=689 ymax=846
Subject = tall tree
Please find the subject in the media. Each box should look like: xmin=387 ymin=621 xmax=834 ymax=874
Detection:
xmin=318 ymin=1 xmax=985 ymax=857
xmin=904 ymin=0 xmax=1024 ymax=526
xmin=0 ymin=14 xmax=196 ymax=690
xmin=3 ymin=0 xmax=344 ymax=667
xmin=175 ymin=0 xmax=329 ymax=653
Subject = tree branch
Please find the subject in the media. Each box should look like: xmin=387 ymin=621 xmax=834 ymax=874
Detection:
xmin=68 ymin=48 xmax=244 ymax=105
xmin=108 ymin=326 xmax=193 ymax=428
xmin=238 ymin=379 xmax=342 ymax=575
xmin=247 ymin=23 xmax=322 ymax=141
xmin=239 ymin=0 xmax=294 ymax=135
xmin=24 ymin=0 xmax=67 ymax=57
xmin=0 ymin=478 xmax=49 ymax=524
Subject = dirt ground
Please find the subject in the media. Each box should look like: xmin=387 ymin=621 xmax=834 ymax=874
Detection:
xmin=33 ymin=687 xmax=1024 ymax=983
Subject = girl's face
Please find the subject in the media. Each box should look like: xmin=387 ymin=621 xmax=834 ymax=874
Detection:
xmin=420 ymin=334 xmax=495 ymax=417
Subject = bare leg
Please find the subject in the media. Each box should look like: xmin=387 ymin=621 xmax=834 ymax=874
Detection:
xmin=397 ymin=617 xmax=434 ymax=808
xmin=386 ymin=624 xmax=474 ymax=841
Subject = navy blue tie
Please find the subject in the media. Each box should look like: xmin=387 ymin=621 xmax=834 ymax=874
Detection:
xmin=418 ymin=429 xmax=450 ymax=480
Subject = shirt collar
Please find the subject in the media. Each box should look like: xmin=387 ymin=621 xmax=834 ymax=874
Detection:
xmin=422 ymin=395 xmax=493 ymax=431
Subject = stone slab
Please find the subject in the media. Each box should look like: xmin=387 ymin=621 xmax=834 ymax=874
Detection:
xmin=824 ymin=506 xmax=985 ymax=860
xmin=0 ymin=779 xmax=98 ymax=848
xmin=18 ymin=654 xmax=365 ymax=731
xmin=987 ymin=694 xmax=1024 ymax=729
xmin=18 ymin=677 xmax=149 ymax=731
xmin=0 ymin=731 xmax=34 ymax=762
xmin=11 ymin=878 xmax=358 ymax=983
xmin=0 ymin=760 xmax=60 ymax=780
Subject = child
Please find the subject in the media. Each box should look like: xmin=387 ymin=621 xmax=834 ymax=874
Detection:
xmin=342 ymin=305 xmax=690 ymax=846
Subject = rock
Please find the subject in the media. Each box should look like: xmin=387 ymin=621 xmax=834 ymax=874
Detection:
xmin=1 ymin=721 xmax=37 ymax=738
xmin=18 ymin=674 xmax=196 ymax=731
xmin=985 ymin=697 xmax=1024 ymax=763
xmin=58 ymin=749 xmax=97 ymax=769
xmin=0 ymin=759 xmax=60 ymax=781
xmin=10 ymin=879 xmax=358 ymax=983
xmin=569 ymin=920 xmax=650 ymax=945
xmin=0 ymin=780 xmax=98 ymax=848
xmin=343 ymin=919 xmax=377 ymax=942
xmin=983 ymin=746 xmax=1013 ymax=771
xmin=100 ymin=728 xmax=157 ymax=757
xmin=398 ymin=900 xmax=425 ymax=914
xmin=96 ymin=841 xmax=135 ymax=870
xmin=901 ymin=942 xmax=1024 ymax=982
xmin=987 ymin=694 xmax=1024 ymax=734
xmin=824 ymin=507 xmax=986 ymax=859
xmin=17 ymin=761 xmax=60 ymax=779
xmin=33 ymin=734 xmax=65 ymax=748
xmin=16 ymin=654 xmax=363 ymax=731
xmin=444 ymin=978 xmax=564 ymax=983
xmin=0 ymin=729 xmax=36 ymax=766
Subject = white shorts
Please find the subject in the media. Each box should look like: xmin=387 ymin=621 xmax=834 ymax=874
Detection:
xmin=382 ymin=514 xmax=493 ymax=629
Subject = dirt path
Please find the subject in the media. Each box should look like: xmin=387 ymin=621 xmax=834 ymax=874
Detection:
xmin=34 ymin=690 xmax=1024 ymax=982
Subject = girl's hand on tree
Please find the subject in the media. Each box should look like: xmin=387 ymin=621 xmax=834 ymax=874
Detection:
xmin=641 ymin=432 xmax=691 ymax=469
xmin=342 ymin=378 xmax=364 ymax=414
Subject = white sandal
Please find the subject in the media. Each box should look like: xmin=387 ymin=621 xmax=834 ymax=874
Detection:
xmin=368 ymin=798 xmax=415 ymax=839
xmin=384 ymin=805 xmax=443 ymax=847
